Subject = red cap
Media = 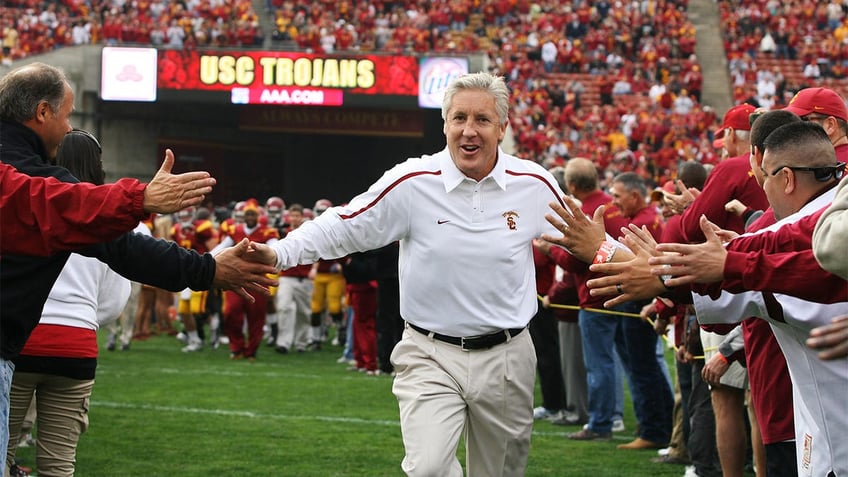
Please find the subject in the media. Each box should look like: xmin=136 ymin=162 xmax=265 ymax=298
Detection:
xmin=783 ymin=87 xmax=848 ymax=121
xmin=650 ymin=180 xmax=677 ymax=202
xmin=714 ymin=103 xmax=756 ymax=139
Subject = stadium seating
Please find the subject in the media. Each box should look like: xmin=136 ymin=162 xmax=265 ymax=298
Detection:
xmin=16 ymin=0 xmax=848 ymax=187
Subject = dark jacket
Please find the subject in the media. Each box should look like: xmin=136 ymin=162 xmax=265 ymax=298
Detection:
xmin=0 ymin=120 xmax=216 ymax=359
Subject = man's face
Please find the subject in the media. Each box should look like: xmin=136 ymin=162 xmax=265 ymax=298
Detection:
xmin=759 ymin=149 xmax=790 ymax=220
xmin=244 ymin=210 xmax=258 ymax=227
xmin=610 ymin=181 xmax=637 ymax=217
xmin=443 ymin=89 xmax=507 ymax=182
xmin=44 ymin=84 xmax=75 ymax=160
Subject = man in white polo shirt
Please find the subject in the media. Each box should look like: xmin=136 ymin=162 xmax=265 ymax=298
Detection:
xmin=249 ymin=72 xmax=570 ymax=476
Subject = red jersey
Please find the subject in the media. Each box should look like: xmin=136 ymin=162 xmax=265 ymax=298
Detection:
xmin=218 ymin=218 xmax=236 ymax=241
xmin=675 ymin=154 xmax=769 ymax=242
xmin=171 ymin=219 xmax=217 ymax=253
xmin=228 ymin=222 xmax=279 ymax=245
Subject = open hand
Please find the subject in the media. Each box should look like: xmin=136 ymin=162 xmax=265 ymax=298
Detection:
xmin=143 ymin=149 xmax=216 ymax=214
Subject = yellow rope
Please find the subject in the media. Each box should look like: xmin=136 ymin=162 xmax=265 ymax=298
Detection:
xmin=540 ymin=295 xmax=705 ymax=359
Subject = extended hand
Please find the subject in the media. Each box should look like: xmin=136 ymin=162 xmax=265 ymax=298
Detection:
xmin=541 ymin=195 xmax=607 ymax=263
xmin=650 ymin=215 xmax=727 ymax=287
xmin=143 ymin=149 xmax=216 ymax=214
xmin=245 ymin=241 xmax=279 ymax=267
xmin=663 ymin=180 xmax=698 ymax=215
xmin=586 ymin=224 xmax=664 ymax=308
xmin=213 ymin=239 xmax=279 ymax=302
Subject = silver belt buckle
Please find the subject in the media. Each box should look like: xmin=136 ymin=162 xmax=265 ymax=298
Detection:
xmin=461 ymin=336 xmax=471 ymax=351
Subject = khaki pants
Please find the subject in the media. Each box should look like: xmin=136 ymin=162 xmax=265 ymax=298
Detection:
xmin=6 ymin=372 xmax=94 ymax=477
xmin=391 ymin=324 xmax=536 ymax=477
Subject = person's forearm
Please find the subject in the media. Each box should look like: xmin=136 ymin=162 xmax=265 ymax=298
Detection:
xmin=1 ymin=164 xmax=147 ymax=256
xmin=721 ymin=249 xmax=847 ymax=304
xmin=79 ymin=232 xmax=216 ymax=292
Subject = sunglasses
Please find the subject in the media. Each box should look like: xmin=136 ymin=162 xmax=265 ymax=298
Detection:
xmin=767 ymin=162 xmax=846 ymax=182
xmin=68 ymin=129 xmax=102 ymax=153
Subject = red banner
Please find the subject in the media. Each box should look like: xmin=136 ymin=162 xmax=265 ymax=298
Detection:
xmin=158 ymin=50 xmax=419 ymax=104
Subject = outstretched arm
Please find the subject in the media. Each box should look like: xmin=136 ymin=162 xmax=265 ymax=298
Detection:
xmin=2 ymin=163 xmax=145 ymax=256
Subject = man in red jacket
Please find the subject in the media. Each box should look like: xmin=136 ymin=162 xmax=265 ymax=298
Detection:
xmin=0 ymin=155 xmax=214 ymax=257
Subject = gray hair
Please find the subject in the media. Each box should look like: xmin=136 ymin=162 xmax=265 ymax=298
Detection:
xmin=441 ymin=72 xmax=510 ymax=126
xmin=0 ymin=62 xmax=68 ymax=123
xmin=612 ymin=171 xmax=648 ymax=197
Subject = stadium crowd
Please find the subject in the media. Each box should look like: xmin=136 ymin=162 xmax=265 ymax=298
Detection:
xmin=2 ymin=1 xmax=848 ymax=477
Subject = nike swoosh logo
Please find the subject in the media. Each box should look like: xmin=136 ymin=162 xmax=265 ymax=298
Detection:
xmin=437 ymin=219 xmax=450 ymax=224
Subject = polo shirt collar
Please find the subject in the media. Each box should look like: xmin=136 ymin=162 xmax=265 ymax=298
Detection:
xmin=439 ymin=147 xmax=508 ymax=192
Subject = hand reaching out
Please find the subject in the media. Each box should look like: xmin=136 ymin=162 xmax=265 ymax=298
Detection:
xmin=541 ymin=195 xmax=607 ymax=264
xmin=586 ymin=224 xmax=666 ymax=308
xmin=649 ymin=215 xmax=728 ymax=287
xmin=143 ymin=149 xmax=216 ymax=214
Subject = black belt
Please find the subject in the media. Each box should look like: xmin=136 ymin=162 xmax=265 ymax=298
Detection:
xmin=408 ymin=323 xmax=524 ymax=351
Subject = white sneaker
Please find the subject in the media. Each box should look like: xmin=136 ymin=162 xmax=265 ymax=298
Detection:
xmin=533 ymin=406 xmax=563 ymax=420
xmin=181 ymin=340 xmax=203 ymax=352
xmin=658 ymin=447 xmax=671 ymax=456
xmin=683 ymin=465 xmax=700 ymax=477
xmin=176 ymin=332 xmax=188 ymax=344
xmin=612 ymin=418 xmax=626 ymax=432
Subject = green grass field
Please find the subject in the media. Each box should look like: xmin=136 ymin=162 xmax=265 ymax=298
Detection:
xmin=14 ymin=331 xmax=692 ymax=476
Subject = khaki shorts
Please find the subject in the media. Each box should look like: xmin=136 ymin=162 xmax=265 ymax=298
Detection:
xmin=700 ymin=329 xmax=748 ymax=390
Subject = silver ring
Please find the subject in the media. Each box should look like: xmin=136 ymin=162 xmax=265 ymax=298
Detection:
xmin=616 ymin=284 xmax=623 ymax=294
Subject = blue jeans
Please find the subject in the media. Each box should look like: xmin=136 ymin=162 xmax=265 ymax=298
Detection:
xmin=580 ymin=303 xmax=673 ymax=442
xmin=613 ymin=349 xmax=624 ymax=421
xmin=0 ymin=358 xmax=14 ymax=473
xmin=615 ymin=305 xmax=674 ymax=444
xmin=579 ymin=306 xmax=625 ymax=434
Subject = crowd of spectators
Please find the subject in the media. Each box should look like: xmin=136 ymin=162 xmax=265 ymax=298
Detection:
xmin=0 ymin=0 xmax=264 ymax=59
xmin=4 ymin=0 xmax=848 ymax=189
xmin=719 ymin=0 xmax=848 ymax=104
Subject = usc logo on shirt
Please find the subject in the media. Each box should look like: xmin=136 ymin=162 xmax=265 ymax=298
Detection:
xmin=503 ymin=211 xmax=519 ymax=230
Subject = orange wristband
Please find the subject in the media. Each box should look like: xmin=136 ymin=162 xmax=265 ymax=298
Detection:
xmin=592 ymin=241 xmax=617 ymax=265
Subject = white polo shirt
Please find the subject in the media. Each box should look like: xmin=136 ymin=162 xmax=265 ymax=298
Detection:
xmin=693 ymin=187 xmax=847 ymax=477
xmin=271 ymin=148 xmax=568 ymax=336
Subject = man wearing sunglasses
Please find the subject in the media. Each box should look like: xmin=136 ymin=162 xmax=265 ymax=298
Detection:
xmin=584 ymin=121 xmax=847 ymax=477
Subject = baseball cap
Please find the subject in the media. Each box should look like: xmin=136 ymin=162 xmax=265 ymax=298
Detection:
xmin=650 ymin=180 xmax=677 ymax=203
xmin=783 ymin=87 xmax=848 ymax=121
xmin=714 ymin=103 xmax=757 ymax=139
